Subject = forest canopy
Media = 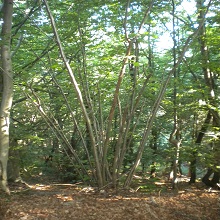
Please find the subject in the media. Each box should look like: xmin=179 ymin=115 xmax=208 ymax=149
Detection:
xmin=0 ymin=0 xmax=220 ymax=194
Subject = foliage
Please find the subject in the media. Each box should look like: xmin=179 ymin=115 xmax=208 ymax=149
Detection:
xmin=6 ymin=0 xmax=220 ymax=189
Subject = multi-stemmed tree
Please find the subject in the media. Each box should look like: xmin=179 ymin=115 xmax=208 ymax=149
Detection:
xmin=1 ymin=0 xmax=219 ymax=193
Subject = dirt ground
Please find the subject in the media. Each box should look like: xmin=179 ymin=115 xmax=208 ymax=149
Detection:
xmin=0 ymin=179 xmax=219 ymax=220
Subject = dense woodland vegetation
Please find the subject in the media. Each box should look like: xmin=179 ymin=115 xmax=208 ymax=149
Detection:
xmin=0 ymin=0 xmax=220 ymax=196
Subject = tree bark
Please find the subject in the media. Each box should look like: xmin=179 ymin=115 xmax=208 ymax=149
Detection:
xmin=201 ymin=168 xmax=220 ymax=188
xmin=0 ymin=0 xmax=13 ymax=194
xmin=196 ymin=0 xmax=220 ymax=187
xmin=7 ymin=139 xmax=21 ymax=182
xmin=189 ymin=110 xmax=212 ymax=183
xmin=43 ymin=0 xmax=103 ymax=187
xmin=123 ymin=15 xmax=209 ymax=187
xmin=169 ymin=0 xmax=182 ymax=189
xmin=150 ymin=128 xmax=158 ymax=178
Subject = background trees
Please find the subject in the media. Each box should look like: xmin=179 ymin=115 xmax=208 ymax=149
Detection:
xmin=1 ymin=0 xmax=219 ymax=193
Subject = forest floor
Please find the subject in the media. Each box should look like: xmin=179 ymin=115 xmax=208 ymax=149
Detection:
xmin=0 ymin=175 xmax=219 ymax=220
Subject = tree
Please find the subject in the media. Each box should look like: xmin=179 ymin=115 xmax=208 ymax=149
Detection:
xmin=0 ymin=0 xmax=13 ymax=194
xmin=189 ymin=0 xmax=220 ymax=187
xmin=3 ymin=0 xmax=218 ymax=191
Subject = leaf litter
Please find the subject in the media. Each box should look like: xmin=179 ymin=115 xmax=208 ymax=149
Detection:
xmin=0 ymin=180 xmax=219 ymax=220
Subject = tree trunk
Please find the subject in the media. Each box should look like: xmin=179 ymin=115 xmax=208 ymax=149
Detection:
xmin=211 ymin=171 xmax=220 ymax=187
xmin=43 ymin=0 xmax=103 ymax=187
xmin=169 ymin=130 xmax=181 ymax=189
xmin=123 ymin=5 xmax=210 ymax=187
xmin=201 ymin=168 xmax=220 ymax=188
xmin=195 ymin=0 xmax=220 ymax=187
xmin=7 ymin=139 xmax=21 ymax=182
xmin=169 ymin=0 xmax=182 ymax=190
xmin=0 ymin=0 xmax=13 ymax=194
xmin=189 ymin=111 xmax=212 ymax=183
xmin=150 ymin=128 xmax=158 ymax=178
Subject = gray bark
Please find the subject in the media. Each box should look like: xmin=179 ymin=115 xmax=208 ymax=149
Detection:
xmin=0 ymin=0 xmax=13 ymax=194
xmin=43 ymin=0 xmax=103 ymax=186
xmin=124 ymin=1 xmax=211 ymax=186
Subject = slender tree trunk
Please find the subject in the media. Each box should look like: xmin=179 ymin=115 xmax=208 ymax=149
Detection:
xmin=124 ymin=3 xmax=211 ymax=187
xmin=211 ymin=171 xmax=220 ymax=187
xmin=169 ymin=0 xmax=182 ymax=189
xmin=150 ymin=128 xmax=158 ymax=178
xmin=189 ymin=110 xmax=212 ymax=183
xmin=202 ymin=168 xmax=214 ymax=187
xmin=102 ymin=0 xmax=154 ymax=184
xmin=196 ymin=0 xmax=220 ymax=187
xmin=0 ymin=0 xmax=13 ymax=194
xmin=147 ymin=24 xmax=157 ymax=179
xmin=169 ymin=131 xmax=181 ymax=189
xmin=43 ymin=0 xmax=103 ymax=187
